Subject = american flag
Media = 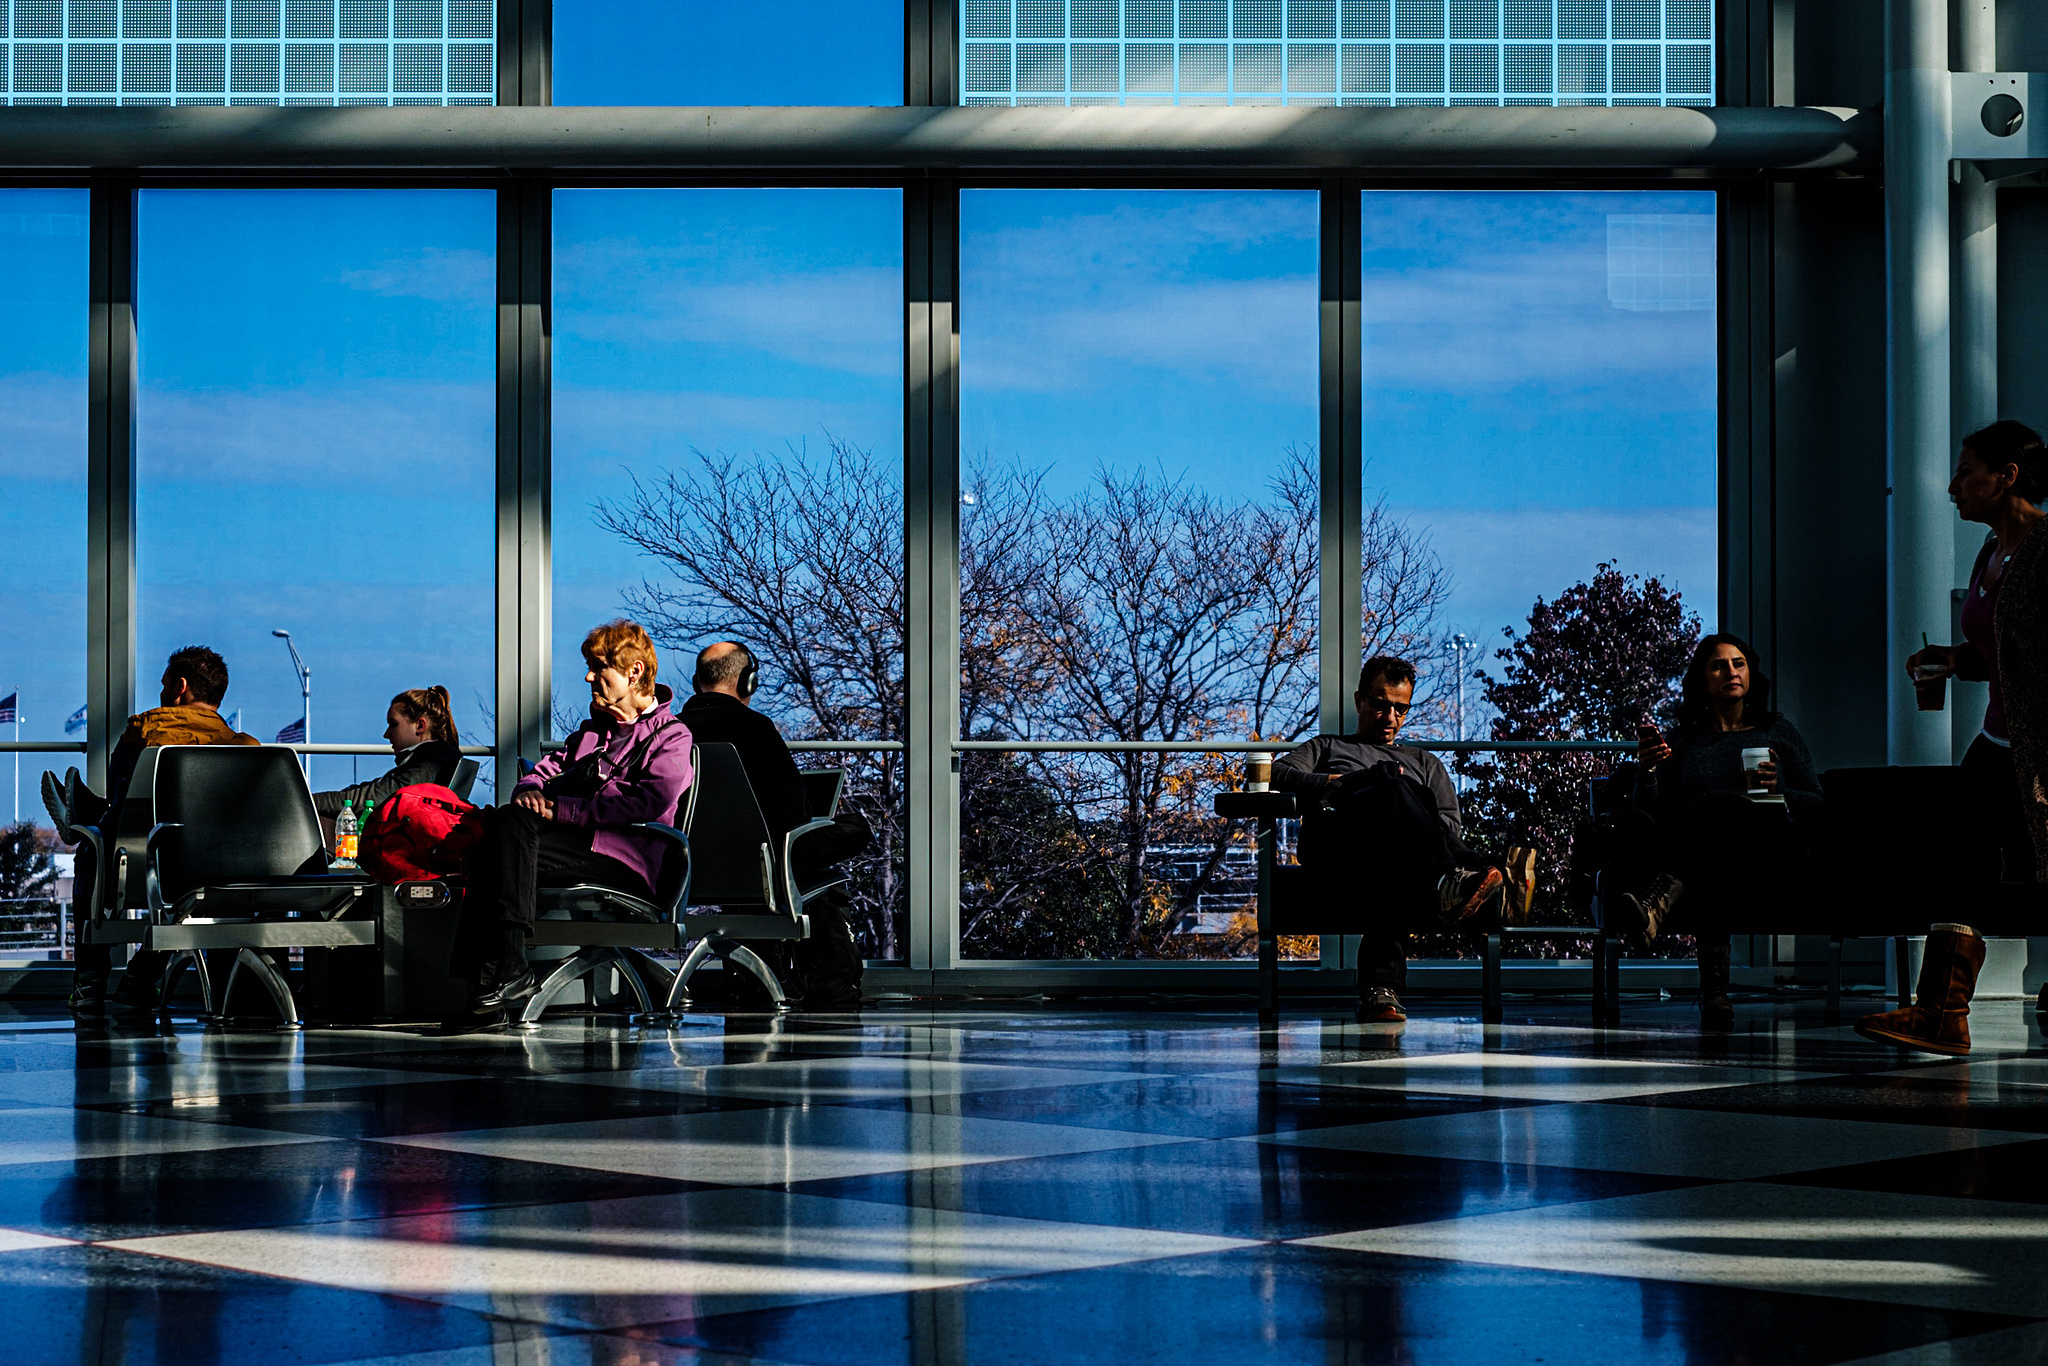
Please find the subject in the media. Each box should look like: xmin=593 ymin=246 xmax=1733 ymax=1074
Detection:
xmin=64 ymin=704 xmax=87 ymax=735
xmin=0 ymin=693 xmax=16 ymax=725
xmin=275 ymin=718 xmax=306 ymax=744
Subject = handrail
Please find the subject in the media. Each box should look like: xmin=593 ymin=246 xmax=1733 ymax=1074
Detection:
xmin=789 ymin=740 xmax=904 ymax=752
xmin=951 ymin=739 xmax=1631 ymax=753
xmin=280 ymin=743 xmax=492 ymax=756
xmin=0 ymin=742 xmax=87 ymax=753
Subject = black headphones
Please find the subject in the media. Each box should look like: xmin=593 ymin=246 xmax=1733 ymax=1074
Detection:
xmin=696 ymin=641 xmax=760 ymax=699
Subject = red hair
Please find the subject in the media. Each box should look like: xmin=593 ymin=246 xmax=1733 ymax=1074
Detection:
xmin=582 ymin=619 xmax=659 ymax=691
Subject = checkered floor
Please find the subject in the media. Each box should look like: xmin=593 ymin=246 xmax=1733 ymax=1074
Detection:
xmin=3 ymin=997 xmax=2047 ymax=1365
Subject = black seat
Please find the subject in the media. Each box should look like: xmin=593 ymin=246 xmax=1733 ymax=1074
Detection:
xmin=73 ymin=746 xmax=162 ymax=962
xmin=802 ymin=768 xmax=845 ymax=821
xmin=449 ymin=757 xmax=481 ymax=801
xmin=515 ymin=743 xmax=831 ymax=1024
xmin=143 ymin=744 xmax=377 ymax=1026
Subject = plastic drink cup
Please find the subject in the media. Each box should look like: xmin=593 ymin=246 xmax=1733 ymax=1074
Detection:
xmin=1912 ymin=664 xmax=1948 ymax=712
xmin=1741 ymin=747 xmax=1772 ymax=793
xmin=1246 ymin=757 xmax=1271 ymax=792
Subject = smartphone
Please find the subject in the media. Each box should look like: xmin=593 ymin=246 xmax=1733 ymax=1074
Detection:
xmin=1637 ymin=720 xmax=1664 ymax=746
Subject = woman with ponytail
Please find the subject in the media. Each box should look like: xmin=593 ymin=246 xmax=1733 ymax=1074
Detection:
xmin=312 ymin=686 xmax=465 ymax=820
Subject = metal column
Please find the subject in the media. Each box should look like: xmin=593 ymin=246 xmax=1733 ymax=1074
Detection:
xmin=1952 ymin=0 xmax=1999 ymax=757
xmin=494 ymin=185 xmax=551 ymax=786
xmin=86 ymin=181 xmax=136 ymax=789
xmin=1318 ymin=180 xmax=1363 ymax=976
xmin=905 ymin=180 xmax=960 ymax=978
xmin=1884 ymin=0 xmax=1954 ymax=766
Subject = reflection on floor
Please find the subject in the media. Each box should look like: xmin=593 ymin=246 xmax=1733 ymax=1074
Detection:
xmin=3 ymin=997 xmax=2047 ymax=1364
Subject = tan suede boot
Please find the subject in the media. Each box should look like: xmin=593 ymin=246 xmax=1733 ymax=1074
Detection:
xmin=1853 ymin=924 xmax=1987 ymax=1056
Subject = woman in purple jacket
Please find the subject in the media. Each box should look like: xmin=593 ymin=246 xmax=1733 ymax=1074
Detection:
xmin=460 ymin=619 xmax=695 ymax=1014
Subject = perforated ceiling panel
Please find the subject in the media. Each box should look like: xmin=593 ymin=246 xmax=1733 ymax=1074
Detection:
xmin=962 ymin=0 xmax=1713 ymax=107
xmin=2 ymin=0 xmax=493 ymax=104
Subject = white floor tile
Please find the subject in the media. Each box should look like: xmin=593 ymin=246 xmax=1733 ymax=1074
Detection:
xmin=0 ymin=1107 xmax=321 ymax=1165
xmin=112 ymin=1187 xmax=1251 ymax=1329
xmin=1258 ymin=1102 xmax=2039 ymax=1179
xmin=0 ymin=1062 xmax=470 ymax=1109
xmin=1305 ymin=1181 xmax=2048 ymax=1317
xmin=0 ymin=1227 xmax=75 ymax=1253
xmin=388 ymin=1104 xmax=1189 ymax=1186
xmin=1273 ymin=1051 xmax=1799 ymax=1102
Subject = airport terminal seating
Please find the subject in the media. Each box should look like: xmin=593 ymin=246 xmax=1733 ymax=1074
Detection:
xmin=1227 ymin=764 xmax=2048 ymax=1025
xmin=139 ymin=744 xmax=379 ymax=1027
xmin=514 ymin=742 xmax=847 ymax=1025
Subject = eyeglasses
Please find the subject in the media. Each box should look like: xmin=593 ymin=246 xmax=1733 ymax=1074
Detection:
xmin=1360 ymin=698 xmax=1412 ymax=716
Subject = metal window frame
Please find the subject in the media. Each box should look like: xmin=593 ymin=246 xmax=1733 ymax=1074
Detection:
xmin=33 ymin=0 xmax=1809 ymax=982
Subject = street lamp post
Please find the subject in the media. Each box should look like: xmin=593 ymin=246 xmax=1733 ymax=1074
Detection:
xmin=1450 ymin=633 xmax=1473 ymax=743
xmin=273 ymin=629 xmax=310 ymax=776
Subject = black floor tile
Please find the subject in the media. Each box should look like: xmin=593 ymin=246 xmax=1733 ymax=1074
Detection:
xmin=783 ymin=1134 xmax=1698 ymax=1239
xmin=95 ymin=1076 xmax=776 ymax=1138
xmin=1779 ymin=1135 xmax=2048 ymax=1202
xmin=843 ymin=1073 xmax=1527 ymax=1139
xmin=0 ymin=1243 xmax=560 ymax=1366
xmin=1612 ymin=1073 xmax=2048 ymax=1132
xmin=0 ymin=1137 xmax=699 ymax=1240
xmin=631 ymin=1242 xmax=2030 ymax=1366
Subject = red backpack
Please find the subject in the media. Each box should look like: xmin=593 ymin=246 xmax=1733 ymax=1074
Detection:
xmin=361 ymin=784 xmax=484 ymax=883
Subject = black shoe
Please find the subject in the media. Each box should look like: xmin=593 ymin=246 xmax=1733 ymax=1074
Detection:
xmin=68 ymin=974 xmax=107 ymax=1018
xmin=41 ymin=772 xmax=80 ymax=845
xmin=1356 ymin=986 xmax=1407 ymax=1023
xmin=470 ymin=969 xmax=538 ymax=1015
xmin=1437 ymin=866 xmax=1505 ymax=927
xmin=1615 ymin=873 xmax=1684 ymax=949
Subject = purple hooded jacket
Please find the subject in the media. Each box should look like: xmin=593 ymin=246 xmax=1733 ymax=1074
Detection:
xmin=515 ymin=683 xmax=694 ymax=895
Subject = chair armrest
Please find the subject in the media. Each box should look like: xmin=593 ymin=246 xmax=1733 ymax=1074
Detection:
xmin=780 ymin=818 xmax=839 ymax=918
xmin=631 ymin=821 xmax=692 ymax=920
xmin=73 ymin=826 xmax=109 ymax=917
xmin=143 ymin=822 xmax=183 ymax=920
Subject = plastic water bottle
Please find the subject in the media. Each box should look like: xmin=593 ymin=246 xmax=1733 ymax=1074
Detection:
xmin=334 ymin=801 xmax=359 ymax=868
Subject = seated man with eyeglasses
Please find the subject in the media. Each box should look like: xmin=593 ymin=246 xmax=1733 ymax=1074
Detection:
xmin=1271 ymin=654 xmax=1504 ymax=1023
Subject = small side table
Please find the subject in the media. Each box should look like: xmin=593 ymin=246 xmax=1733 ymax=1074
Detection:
xmin=1212 ymin=790 xmax=1299 ymax=1021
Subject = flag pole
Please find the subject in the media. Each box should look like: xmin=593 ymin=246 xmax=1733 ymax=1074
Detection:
xmin=12 ymin=693 xmax=20 ymax=827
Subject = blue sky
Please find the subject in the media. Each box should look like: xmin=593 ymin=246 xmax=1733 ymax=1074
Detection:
xmin=0 ymin=178 xmax=1715 ymax=792
xmin=553 ymin=0 xmax=904 ymax=106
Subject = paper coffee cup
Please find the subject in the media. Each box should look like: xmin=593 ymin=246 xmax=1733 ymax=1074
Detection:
xmin=1246 ymin=757 xmax=1271 ymax=792
xmin=1741 ymin=746 xmax=1771 ymax=792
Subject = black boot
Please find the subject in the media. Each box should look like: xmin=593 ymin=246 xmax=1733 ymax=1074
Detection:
xmin=1697 ymin=939 xmax=1733 ymax=1031
xmin=470 ymin=927 xmax=535 ymax=1015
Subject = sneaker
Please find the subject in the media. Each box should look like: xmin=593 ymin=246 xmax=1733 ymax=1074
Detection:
xmin=1437 ymin=866 xmax=1506 ymax=927
xmin=1502 ymin=847 xmax=1538 ymax=924
xmin=1615 ymin=872 xmax=1684 ymax=948
xmin=40 ymin=771 xmax=79 ymax=845
xmin=1356 ymin=986 xmax=1407 ymax=1023
xmin=68 ymin=973 xmax=107 ymax=1018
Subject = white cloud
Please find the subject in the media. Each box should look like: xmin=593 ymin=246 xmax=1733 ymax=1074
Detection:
xmin=331 ymin=246 xmax=494 ymax=303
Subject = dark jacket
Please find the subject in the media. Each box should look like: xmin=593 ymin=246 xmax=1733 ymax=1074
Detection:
xmin=313 ymin=740 xmax=463 ymax=818
xmin=1645 ymin=713 xmax=1823 ymax=827
xmin=678 ymin=691 xmax=809 ymax=838
xmin=1272 ymin=734 xmax=1461 ymax=834
xmin=515 ymin=684 xmax=694 ymax=894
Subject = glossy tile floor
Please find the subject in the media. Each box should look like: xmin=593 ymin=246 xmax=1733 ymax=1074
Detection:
xmin=5 ymin=997 xmax=2048 ymax=1365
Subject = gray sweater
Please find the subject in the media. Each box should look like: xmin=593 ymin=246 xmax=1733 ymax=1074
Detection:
xmin=1272 ymin=735 xmax=1461 ymax=834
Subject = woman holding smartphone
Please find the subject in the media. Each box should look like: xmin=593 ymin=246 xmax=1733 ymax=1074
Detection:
xmin=1622 ymin=633 xmax=1821 ymax=1029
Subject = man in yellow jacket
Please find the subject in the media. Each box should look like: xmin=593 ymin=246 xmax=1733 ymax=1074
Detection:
xmin=46 ymin=646 xmax=259 ymax=1016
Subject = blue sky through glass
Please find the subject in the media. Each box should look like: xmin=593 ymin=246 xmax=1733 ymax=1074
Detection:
xmin=553 ymin=0 xmax=904 ymax=105
xmin=134 ymin=190 xmax=496 ymax=795
xmin=552 ymin=187 xmax=905 ymax=721
xmin=0 ymin=191 xmax=88 ymax=765
xmin=1362 ymin=189 xmax=1718 ymax=703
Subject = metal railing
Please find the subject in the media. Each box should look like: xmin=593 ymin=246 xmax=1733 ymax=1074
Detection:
xmin=953 ymin=739 xmax=1631 ymax=753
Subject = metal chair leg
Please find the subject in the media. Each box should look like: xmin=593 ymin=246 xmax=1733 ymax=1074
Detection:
xmin=1482 ymin=932 xmax=1503 ymax=1025
xmin=227 ymin=948 xmax=303 ymax=1030
xmin=725 ymin=943 xmax=792 ymax=1013
xmin=517 ymin=948 xmax=610 ymax=1027
xmin=1825 ymin=935 xmax=1844 ymax=1022
xmin=619 ymin=949 xmax=675 ymax=1024
xmin=664 ymin=938 xmax=716 ymax=1014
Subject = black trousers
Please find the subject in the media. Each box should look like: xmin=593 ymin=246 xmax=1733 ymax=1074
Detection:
xmin=1299 ymin=772 xmax=1483 ymax=993
xmin=1942 ymin=734 xmax=2035 ymax=885
xmin=453 ymin=804 xmax=641 ymax=979
xmin=1606 ymin=792 xmax=1811 ymax=938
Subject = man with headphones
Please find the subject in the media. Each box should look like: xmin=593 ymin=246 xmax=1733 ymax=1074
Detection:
xmin=681 ymin=641 xmax=868 ymax=1009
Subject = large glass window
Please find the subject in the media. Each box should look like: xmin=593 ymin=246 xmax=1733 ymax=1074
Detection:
xmin=552 ymin=188 xmax=906 ymax=958
xmin=1364 ymin=189 xmax=1717 ymax=930
xmin=3 ymin=0 xmax=496 ymax=106
xmin=135 ymin=189 xmax=496 ymax=798
xmin=958 ymin=188 xmax=1320 ymax=960
xmin=554 ymin=0 xmax=904 ymax=106
xmin=0 ymin=190 xmax=88 ymax=802
xmin=962 ymin=0 xmax=1713 ymax=107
